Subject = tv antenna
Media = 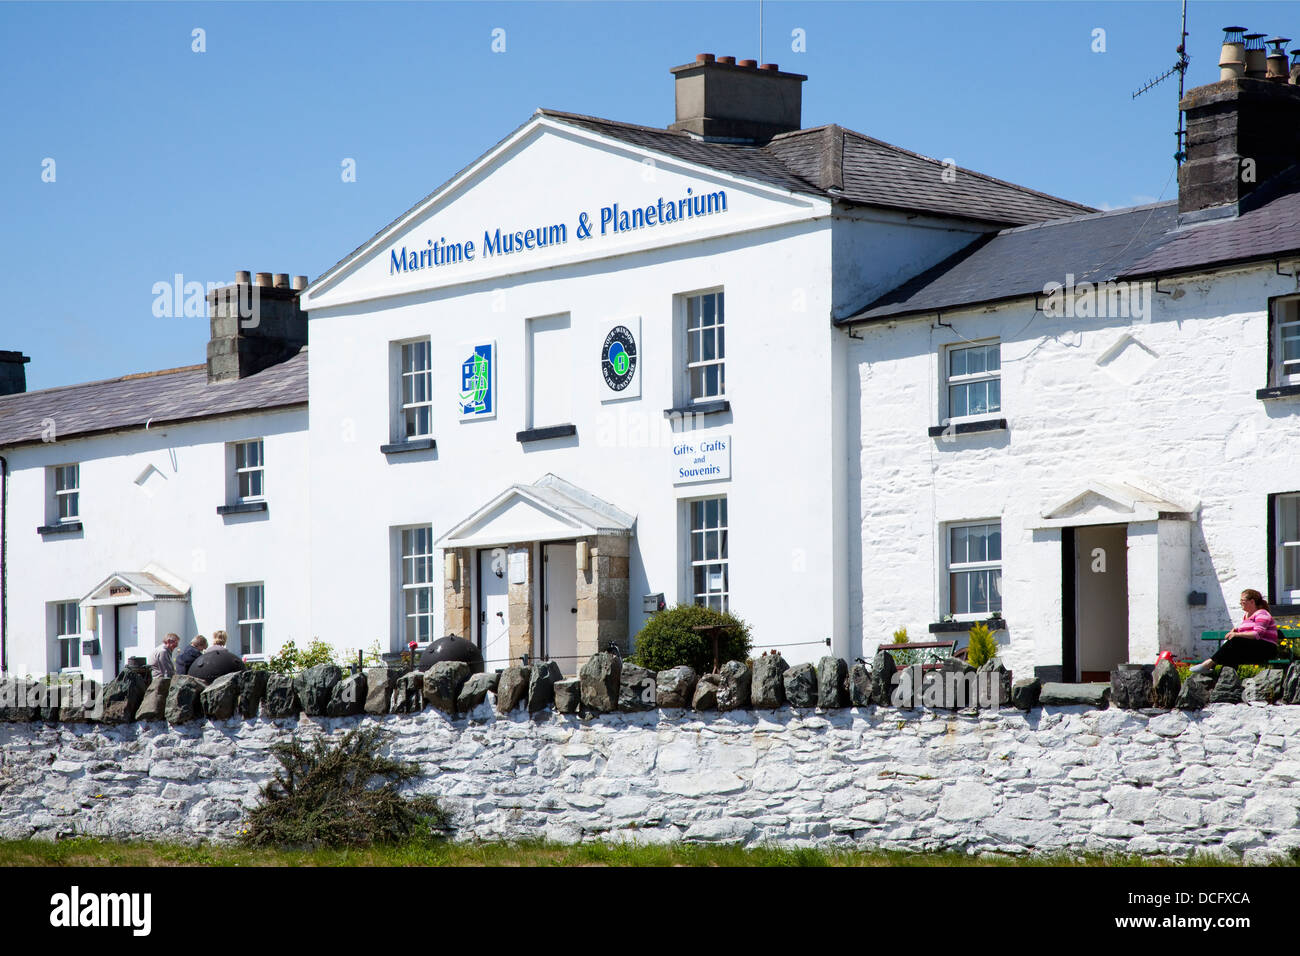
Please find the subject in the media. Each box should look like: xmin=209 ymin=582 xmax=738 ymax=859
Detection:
xmin=1131 ymin=0 xmax=1191 ymax=164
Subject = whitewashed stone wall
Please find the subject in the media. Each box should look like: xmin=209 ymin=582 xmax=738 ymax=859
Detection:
xmin=3 ymin=703 xmax=1300 ymax=861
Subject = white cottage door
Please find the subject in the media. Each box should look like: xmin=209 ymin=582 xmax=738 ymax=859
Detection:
xmin=478 ymin=550 xmax=511 ymax=670
xmin=543 ymin=543 xmax=578 ymax=675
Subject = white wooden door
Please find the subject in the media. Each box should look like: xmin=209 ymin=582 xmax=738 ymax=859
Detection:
xmin=544 ymin=543 xmax=578 ymax=675
xmin=478 ymin=550 xmax=511 ymax=669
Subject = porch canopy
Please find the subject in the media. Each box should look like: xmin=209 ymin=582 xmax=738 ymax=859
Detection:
xmin=81 ymin=567 xmax=191 ymax=607
xmin=1036 ymin=476 xmax=1199 ymax=528
xmin=435 ymin=473 xmax=635 ymax=549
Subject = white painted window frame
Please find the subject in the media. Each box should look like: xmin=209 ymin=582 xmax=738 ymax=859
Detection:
xmin=53 ymin=600 xmax=81 ymax=672
xmin=234 ymin=439 xmax=265 ymax=502
xmin=235 ymin=582 xmax=265 ymax=657
xmin=53 ymin=463 xmax=79 ymax=523
xmin=398 ymin=339 xmax=434 ymax=440
xmin=687 ymin=495 xmax=729 ymax=612
xmin=945 ymin=519 xmax=1003 ymax=620
xmin=1273 ymin=296 xmax=1300 ymax=387
xmin=943 ymin=340 xmax=1001 ymax=424
xmin=1276 ymin=493 xmax=1300 ymax=605
xmin=683 ymin=290 xmax=726 ymax=403
xmin=398 ymin=525 xmax=436 ymax=647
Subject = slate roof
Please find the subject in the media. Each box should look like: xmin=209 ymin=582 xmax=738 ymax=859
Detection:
xmin=843 ymin=202 xmax=1180 ymax=324
xmin=312 ymin=110 xmax=1093 ymax=291
xmin=0 ymin=348 xmax=308 ymax=450
xmin=1122 ymin=187 xmax=1300 ymax=279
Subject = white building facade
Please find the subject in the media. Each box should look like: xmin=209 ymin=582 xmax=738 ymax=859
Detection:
xmin=0 ymin=279 xmax=312 ymax=684
xmin=6 ymin=59 xmax=1294 ymax=686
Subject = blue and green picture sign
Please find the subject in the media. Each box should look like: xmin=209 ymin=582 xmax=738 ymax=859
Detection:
xmin=458 ymin=341 xmax=496 ymax=420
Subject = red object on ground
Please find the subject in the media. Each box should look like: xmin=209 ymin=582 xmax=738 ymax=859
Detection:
xmin=1155 ymin=650 xmax=1175 ymax=665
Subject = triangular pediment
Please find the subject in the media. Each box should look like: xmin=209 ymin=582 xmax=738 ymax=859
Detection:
xmin=437 ymin=474 xmax=634 ymax=549
xmin=81 ymin=568 xmax=190 ymax=606
xmin=302 ymin=114 xmax=826 ymax=310
xmin=1037 ymin=477 xmax=1198 ymax=528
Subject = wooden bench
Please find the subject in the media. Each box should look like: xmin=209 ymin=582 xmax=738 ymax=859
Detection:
xmin=882 ymin=640 xmax=958 ymax=671
xmin=1197 ymin=627 xmax=1299 ymax=668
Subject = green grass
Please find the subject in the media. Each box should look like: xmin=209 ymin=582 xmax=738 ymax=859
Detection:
xmin=0 ymin=836 xmax=1276 ymax=867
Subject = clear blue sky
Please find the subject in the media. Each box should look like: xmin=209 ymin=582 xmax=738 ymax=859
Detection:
xmin=1 ymin=1 xmax=1289 ymax=390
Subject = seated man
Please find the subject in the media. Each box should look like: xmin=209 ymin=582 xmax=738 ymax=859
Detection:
xmin=175 ymin=635 xmax=208 ymax=676
xmin=150 ymin=633 xmax=180 ymax=680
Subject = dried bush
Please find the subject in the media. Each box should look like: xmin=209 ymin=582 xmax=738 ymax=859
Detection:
xmin=239 ymin=727 xmax=448 ymax=848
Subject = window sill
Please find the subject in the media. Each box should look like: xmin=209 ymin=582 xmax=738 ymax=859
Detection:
xmin=380 ymin=438 xmax=437 ymax=455
xmin=664 ymin=400 xmax=730 ymax=418
xmin=1270 ymin=603 xmax=1300 ymax=617
xmin=927 ymin=418 xmax=1008 ymax=438
xmin=929 ymin=618 xmax=1007 ymax=633
xmin=1256 ymin=383 xmax=1300 ymax=400
xmin=217 ymin=501 xmax=268 ymax=516
xmin=38 ymin=522 xmax=82 ymax=536
xmin=516 ymin=424 xmax=577 ymax=444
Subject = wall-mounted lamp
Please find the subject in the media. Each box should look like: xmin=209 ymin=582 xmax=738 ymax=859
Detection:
xmin=576 ymin=540 xmax=591 ymax=573
xmin=444 ymin=551 xmax=458 ymax=585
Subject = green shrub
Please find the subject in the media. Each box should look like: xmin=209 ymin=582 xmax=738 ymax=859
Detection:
xmin=890 ymin=626 xmax=917 ymax=667
xmin=629 ymin=604 xmax=752 ymax=674
xmin=238 ymin=727 xmax=448 ymax=848
xmin=267 ymin=638 xmax=341 ymax=675
xmin=966 ymin=623 xmax=998 ymax=669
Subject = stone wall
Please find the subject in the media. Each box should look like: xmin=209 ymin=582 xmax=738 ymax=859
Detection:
xmin=3 ymin=701 xmax=1300 ymax=861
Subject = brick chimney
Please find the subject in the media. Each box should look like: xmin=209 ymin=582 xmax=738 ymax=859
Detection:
xmin=0 ymin=351 xmax=30 ymax=396
xmin=669 ymin=54 xmax=807 ymax=143
xmin=1178 ymin=76 xmax=1300 ymax=221
xmin=205 ymin=271 xmax=309 ymax=383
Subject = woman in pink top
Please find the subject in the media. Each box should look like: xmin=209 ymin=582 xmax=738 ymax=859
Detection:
xmin=1189 ymin=589 xmax=1279 ymax=674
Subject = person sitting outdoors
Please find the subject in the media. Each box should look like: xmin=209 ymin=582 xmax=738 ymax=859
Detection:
xmin=175 ymin=635 xmax=208 ymax=676
xmin=150 ymin=633 xmax=180 ymax=680
xmin=188 ymin=629 xmax=245 ymax=681
xmin=1189 ymin=589 xmax=1280 ymax=674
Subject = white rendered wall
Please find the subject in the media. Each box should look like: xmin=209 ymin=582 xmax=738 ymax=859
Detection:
xmin=1 ymin=408 xmax=311 ymax=682
xmin=848 ymin=263 xmax=1300 ymax=676
xmin=302 ymin=123 xmax=990 ymax=666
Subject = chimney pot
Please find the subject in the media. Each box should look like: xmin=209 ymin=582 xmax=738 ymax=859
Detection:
xmin=255 ymin=272 xmax=273 ymax=287
xmin=696 ymin=53 xmax=715 ymax=63
xmin=717 ymin=55 xmax=736 ymax=65
xmin=1245 ymin=33 xmax=1268 ymax=78
xmin=759 ymin=63 xmax=779 ymax=71
xmin=235 ymin=270 xmax=251 ymax=284
xmin=292 ymin=275 xmax=308 ymax=291
xmin=737 ymin=58 xmax=757 ymax=68
xmin=274 ymin=273 xmax=290 ymax=289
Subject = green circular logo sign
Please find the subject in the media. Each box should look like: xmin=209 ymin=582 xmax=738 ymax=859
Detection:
xmin=601 ymin=326 xmax=638 ymax=392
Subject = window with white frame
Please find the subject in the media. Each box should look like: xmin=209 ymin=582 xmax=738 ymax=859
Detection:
xmin=1275 ymin=493 xmax=1300 ymax=604
xmin=685 ymin=291 xmax=725 ymax=403
xmin=234 ymin=440 xmax=265 ymax=502
xmin=398 ymin=340 xmax=433 ymax=440
xmin=53 ymin=601 xmax=81 ymax=671
xmin=53 ymin=464 xmax=79 ymax=522
xmin=947 ymin=521 xmax=1002 ymax=617
xmin=1272 ymin=297 xmax=1300 ymax=387
xmin=236 ymin=583 xmax=265 ymax=657
xmin=945 ymin=341 xmax=1001 ymax=421
xmin=689 ymin=496 xmax=729 ymax=611
xmin=400 ymin=526 xmax=436 ymax=645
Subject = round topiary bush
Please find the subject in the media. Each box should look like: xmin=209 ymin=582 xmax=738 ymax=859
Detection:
xmin=629 ymin=604 xmax=752 ymax=674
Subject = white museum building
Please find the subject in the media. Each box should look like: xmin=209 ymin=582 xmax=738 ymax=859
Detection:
xmin=3 ymin=52 xmax=1300 ymax=683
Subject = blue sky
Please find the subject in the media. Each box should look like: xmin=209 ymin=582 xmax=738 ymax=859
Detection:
xmin=2 ymin=1 xmax=1290 ymax=389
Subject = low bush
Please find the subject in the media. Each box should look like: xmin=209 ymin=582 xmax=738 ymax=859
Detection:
xmin=629 ymin=604 xmax=752 ymax=674
xmin=890 ymin=626 xmax=917 ymax=667
xmin=266 ymin=638 xmax=341 ymax=675
xmin=238 ymin=727 xmax=448 ymax=848
xmin=966 ymin=623 xmax=998 ymax=669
